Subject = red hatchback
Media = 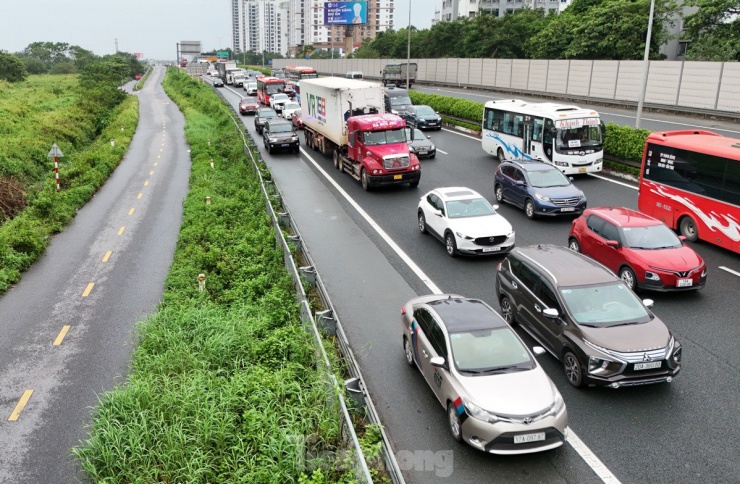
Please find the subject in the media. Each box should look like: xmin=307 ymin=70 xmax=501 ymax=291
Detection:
xmin=568 ymin=207 xmax=706 ymax=292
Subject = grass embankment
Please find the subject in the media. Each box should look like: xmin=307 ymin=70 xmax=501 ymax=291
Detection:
xmin=134 ymin=67 xmax=152 ymax=91
xmin=74 ymin=69 xmax=357 ymax=483
xmin=0 ymin=74 xmax=138 ymax=292
xmin=409 ymin=90 xmax=649 ymax=175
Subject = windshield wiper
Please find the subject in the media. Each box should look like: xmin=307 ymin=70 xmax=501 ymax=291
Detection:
xmin=479 ymin=365 xmax=528 ymax=374
xmin=578 ymin=323 xmax=601 ymax=328
xmin=609 ymin=321 xmax=643 ymax=327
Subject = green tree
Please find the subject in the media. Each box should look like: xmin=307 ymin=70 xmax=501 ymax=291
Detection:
xmin=0 ymin=51 xmax=28 ymax=82
xmin=683 ymin=0 xmax=740 ymax=60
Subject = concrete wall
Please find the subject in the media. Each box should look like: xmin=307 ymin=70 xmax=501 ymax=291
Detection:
xmin=271 ymin=58 xmax=739 ymax=115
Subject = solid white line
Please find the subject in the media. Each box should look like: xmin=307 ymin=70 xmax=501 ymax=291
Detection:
xmin=587 ymin=173 xmax=638 ymax=190
xmin=719 ymin=266 xmax=740 ymax=278
xmin=436 ymin=149 xmax=448 ymax=154
xmin=300 ymin=148 xmax=620 ymax=484
xmin=441 ymin=127 xmax=480 ymax=141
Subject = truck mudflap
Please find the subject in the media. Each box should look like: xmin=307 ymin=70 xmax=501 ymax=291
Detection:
xmin=368 ymin=171 xmax=421 ymax=188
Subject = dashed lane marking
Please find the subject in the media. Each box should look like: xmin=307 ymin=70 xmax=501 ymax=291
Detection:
xmin=53 ymin=326 xmax=71 ymax=346
xmin=117 ymin=226 xmax=125 ymax=235
xmin=128 ymin=208 xmax=135 ymax=215
xmin=102 ymin=251 xmax=112 ymax=262
xmin=81 ymin=283 xmax=95 ymax=297
xmin=719 ymin=266 xmax=740 ymax=278
xmin=137 ymin=193 xmax=143 ymax=199
xmin=8 ymin=390 xmax=34 ymax=421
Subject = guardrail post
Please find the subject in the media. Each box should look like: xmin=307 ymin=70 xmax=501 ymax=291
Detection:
xmin=278 ymin=212 xmax=291 ymax=227
xmin=316 ymin=309 xmax=337 ymax=336
xmin=300 ymin=265 xmax=317 ymax=286
xmin=344 ymin=377 xmax=366 ymax=410
xmin=288 ymin=235 xmax=302 ymax=252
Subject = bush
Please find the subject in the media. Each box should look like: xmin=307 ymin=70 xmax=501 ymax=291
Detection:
xmin=409 ymin=91 xmax=483 ymax=122
xmin=603 ymin=122 xmax=651 ymax=163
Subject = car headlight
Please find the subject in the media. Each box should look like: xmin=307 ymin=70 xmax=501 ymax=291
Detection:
xmin=535 ymin=193 xmax=551 ymax=202
xmin=555 ymin=161 xmax=569 ymax=167
xmin=672 ymin=346 xmax=682 ymax=364
xmin=391 ymin=109 xmax=398 ymax=115
xmin=548 ymin=385 xmax=565 ymax=416
xmin=588 ymin=356 xmax=624 ymax=377
xmin=701 ymin=267 xmax=707 ymax=277
xmin=430 ymin=144 xmax=436 ymax=150
xmin=463 ymin=398 xmax=498 ymax=423
xmin=455 ymin=232 xmax=474 ymax=240
xmin=291 ymin=135 xmax=299 ymax=141
xmin=409 ymin=146 xmax=417 ymax=153
xmin=645 ymin=271 xmax=661 ymax=281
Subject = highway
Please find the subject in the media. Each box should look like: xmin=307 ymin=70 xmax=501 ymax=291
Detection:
xmin=216 ymin=79 xmax=740 ymax=483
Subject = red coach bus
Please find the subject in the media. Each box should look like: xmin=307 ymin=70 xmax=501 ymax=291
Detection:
xmin=285 ymin=66 xmax=318 ymax=82
xmin=256 ymin=76 xmax=285 ymax=105
xmin=638 ymin=130 xmax=740 ymax=253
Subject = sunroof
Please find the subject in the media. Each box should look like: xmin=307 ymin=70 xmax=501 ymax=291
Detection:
xmin=446 ymin=190 xmax=474 ymax=197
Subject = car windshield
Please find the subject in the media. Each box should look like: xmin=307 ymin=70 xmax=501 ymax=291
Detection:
xmin=259 ymin=109 xmax=277 ymax=118
xmin=270 ymin=124 xmax=293 ymax=133
xmin=560 ymin=282 xmax=650 ymax=326
xmin=450 ymin=328 xmax=534 ymax=374
xmin=528 ymin=169 xmax=571 ymax=188
xmin=364 ymin=128 xmax=407 ymax=145
xmin=284 ymin=102 xmax=300 ymax=110
xmin=445 ymin=198 xmax=496 ymax=219
xmin=241 ymin=97 xmax=256 ymax=103
xmin=389 ymin=96 xmax=412 ymax=106
xmin=416 ymin=106 xmax=436 ymax=116
xmin=273 ymin=94 xmax=288 ymax=101
xmin=622 ymin=224 xmax=682 ymax=249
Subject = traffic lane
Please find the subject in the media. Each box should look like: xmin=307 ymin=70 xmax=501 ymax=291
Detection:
xmin=415 ymin=86 xmax=740 ymax=139
xmin=213 ymin=87 xmax=584 ymax=482
xmin=290 ymin=127 xmax=740 ymax=483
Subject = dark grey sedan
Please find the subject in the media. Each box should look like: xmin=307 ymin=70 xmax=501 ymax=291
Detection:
xmin=406 ymin=127 xmax=436 ymax=159
xmin=404 ymin=105 xmax=442 ymax=130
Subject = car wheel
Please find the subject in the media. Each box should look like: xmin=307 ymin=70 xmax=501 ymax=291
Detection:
xmin=418 ymin=211 xmax=427 ymax=234
xmin=563 ymin=351 xmax=583 ymax=388
xmin=500 ymin=296 xmax=516 ymax=326
xmin=497 ymin=148 xmax=505 ymax=162
xmin=495 ymin=184 xmax=504 ymax=203
xmin=568 ymin=237 xmax=581 ymax=252
xmin=525 ymin=199 xmax=536 ymax=219
xmin=619 ymin=266 xmax=637 ymax=290
xmin=403 ymin=336 xmax=415 ymax=367
xmin=266 ymin=142 xmax=272 ymax=154
xmin=361 ymin=169 xmax=370 ymax=191
xmin=447 ymin=401 xmax=463 ymax=442
xmin=445 ymin=232 xmax=457 ymax=257
xmin=679 ymin=216 xmax=698 ymax=242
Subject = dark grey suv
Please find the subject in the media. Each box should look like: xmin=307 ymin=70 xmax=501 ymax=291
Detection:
xmin=494 ymin=245 xmax=681 ymax=389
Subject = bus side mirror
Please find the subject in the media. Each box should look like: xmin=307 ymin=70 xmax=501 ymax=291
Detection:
xmin=600 ymin=122 xmax=606 ymax=137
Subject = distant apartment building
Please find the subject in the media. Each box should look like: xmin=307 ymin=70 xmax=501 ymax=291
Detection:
xmin=231 ymin=0 xmax=289 ymax=55
xmin=287 ymin=0 xmax=395 ymax=57
xmin=433 ymin=0 xmax=571 ymax=24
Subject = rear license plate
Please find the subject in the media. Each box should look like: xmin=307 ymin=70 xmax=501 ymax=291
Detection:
xmin=394 ymin=174 xmax=403 ymax=180
xmin=578 ymin=167 xmax=587 ymax=173
xmin=514 ymin=432 xmax=545 ymax=444
xmin=482 ymin=247 xmax=501 ymax=252
xmin=634 ymin=361 xmax=662 ymax=371
xmin=561 ymin=207 xmax=575 ymax=212
xmin=677 ymin=278 xmax=693 ymax=287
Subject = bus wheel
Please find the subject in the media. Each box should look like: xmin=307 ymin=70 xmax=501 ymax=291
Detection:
xmin=679 ymin=216 xmax=698 ymax=242
xmin=497 ymin=148 xmax=505 ymax=162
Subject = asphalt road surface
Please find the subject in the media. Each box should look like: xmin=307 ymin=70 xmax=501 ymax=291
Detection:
xmin=0 ymin=66 xmax=190 ymax=483
xmin=216 ymin=80 xmax=739 ymax=484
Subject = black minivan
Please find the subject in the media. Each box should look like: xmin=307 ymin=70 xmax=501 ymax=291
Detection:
xmin=384 ymin=87 xmax=413 ymax=116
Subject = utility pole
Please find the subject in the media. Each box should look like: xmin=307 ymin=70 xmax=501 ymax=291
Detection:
xmin=406 ymin=1 xmax=411 ymax=90
xmin=636 ymin=0 xmax=656 ymax=129
xmin=115 ymin=38 xmax=119 ymax=53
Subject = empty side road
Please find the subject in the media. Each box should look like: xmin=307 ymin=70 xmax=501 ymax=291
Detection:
xmin=0 ymin=66 xmax=190 ymax=483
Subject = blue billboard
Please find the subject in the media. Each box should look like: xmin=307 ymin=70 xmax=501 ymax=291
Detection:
xmin=324 ymin=2 xmax=367 ymax=25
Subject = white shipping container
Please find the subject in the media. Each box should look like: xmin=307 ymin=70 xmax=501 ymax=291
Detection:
xmin=300 ymin=78 xmax=385 ymax=147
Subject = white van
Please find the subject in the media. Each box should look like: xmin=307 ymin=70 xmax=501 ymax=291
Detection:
xmin=345 ymin=71 xmax=363 ymax=80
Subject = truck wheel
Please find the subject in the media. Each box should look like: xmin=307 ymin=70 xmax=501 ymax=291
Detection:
xmin=497 ymin=148 xmax=505 ymax=162
xmin=361 ymin=169 xmax=371 ymax=191
xmin=679 ymin=216 xmax=699 ymax=242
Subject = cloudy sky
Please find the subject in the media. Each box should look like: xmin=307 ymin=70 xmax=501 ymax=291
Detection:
xmin=0 ymin=0 xmax=433 ymax=60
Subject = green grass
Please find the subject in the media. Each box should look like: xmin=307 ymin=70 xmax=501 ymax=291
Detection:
xmin=73 ymin=68 xmax=357 ymax=483
xmin=134 ymin=67 xmax=152 ymax=91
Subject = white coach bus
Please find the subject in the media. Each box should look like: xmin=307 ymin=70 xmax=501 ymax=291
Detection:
xmin=482 ymin=99 xmax=605 ymax=175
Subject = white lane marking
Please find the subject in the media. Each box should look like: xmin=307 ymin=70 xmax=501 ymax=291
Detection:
xmin=587 ymin=173 xmax=638 ymax=190
xmin=441 ymin=127 xmax=480 ymax=141
xmin=719 ymin=266 xmax=740 ymax=278
xmin=300 ymin=149 xmax=621 ymax=484
xmin=436 ymin=149 xmax=448 ymax=154
xmin=422 ymin=88 xmax=740 ymax=135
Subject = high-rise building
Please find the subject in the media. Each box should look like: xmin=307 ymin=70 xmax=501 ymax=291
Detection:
xmin=287 ymin=0 xmax=395 ymax=57
xmin=434 ymin=0 xmax=570 ymax=22
xmin=231 ymin=0 xmax=289 ymax=56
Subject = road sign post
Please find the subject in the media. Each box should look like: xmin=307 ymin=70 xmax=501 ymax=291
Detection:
xmin=48 ymin=143 xmax=64 ymax=192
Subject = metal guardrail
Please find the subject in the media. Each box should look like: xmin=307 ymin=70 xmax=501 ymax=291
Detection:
xmin=213 ymin=86 xmax=405 ymax=483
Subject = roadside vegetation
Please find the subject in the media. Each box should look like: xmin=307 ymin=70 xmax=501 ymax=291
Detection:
xmin=134 ymin=66 xmax=152 ymax=91
xmin=73 ymin=69 xmax=374 ymax=483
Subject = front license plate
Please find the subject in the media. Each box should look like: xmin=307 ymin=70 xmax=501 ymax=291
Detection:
xmin=561 ymin=207 xmax=575 ymax=212
xmin=677 ymin=278 xmax=693 ymax=287
xmin=578 ymin=167 xmax=587 ymax=173
xmin=482 ymin=247 xmax=501 ymax=252
xmin=281 ymin=144 xmax=290 ymax=147
xmin=394 ymin=174 xmax=403 ymax=180
xmin=514 ymin=432 xmax=545 ymax=444
xmin=417 ymin=151 xmax=427 ymax=155
xmin=634 ymin=361 xmax=662 ymax=371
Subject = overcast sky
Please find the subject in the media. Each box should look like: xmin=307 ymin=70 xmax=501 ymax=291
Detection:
xmin=0 ymin=0 xmax=433 ymax=60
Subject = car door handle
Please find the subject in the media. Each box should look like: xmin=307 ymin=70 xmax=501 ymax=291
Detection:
xmin=422 ymin=350 xmax=429 ymax=358
xmin=534 ymin=304 xmax=542 ymax=313
xmin=512 ymin=282 xmax=518 ymax=289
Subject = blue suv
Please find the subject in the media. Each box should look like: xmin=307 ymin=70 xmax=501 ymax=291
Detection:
xmin=494 ymin=160 xmax=586 ymax=219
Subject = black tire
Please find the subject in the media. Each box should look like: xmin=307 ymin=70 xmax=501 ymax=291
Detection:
xmin=525 ymin=199 xmax=536 ymax=219
xmin=445 ymin=232 xmax=457 ymax=257
xmin=403 ymin=336 xmax=415 ymax=367
xmin=495 ymin=184 xmax=504 ymax=203
xmin=447 ymin=401 xmax=463 ymax=442
xmin=266 ymin=143 xmax=272 ymax=154
xmin=568 ymin=237 xmax=581 ymax=252
xmin=679 ymin=216 xmax=699 ymax=242
xmin=563 ymin=351 xmax=583 ymax=388
xmin=619 ymin=266 xmax=637 ymax=290
xmin=500 ymin=296 xmax=516 ymax=326
xmin=497 ymin=148 xmax=505 ymax=162
xmin=361 ymin=169 xmax=370 ymax=191
xmin=418 ymin=211 xmax=427 ymax=234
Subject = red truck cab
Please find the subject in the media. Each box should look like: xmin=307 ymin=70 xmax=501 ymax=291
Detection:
xmin=345 ymin=114 xmax=421 ymax=190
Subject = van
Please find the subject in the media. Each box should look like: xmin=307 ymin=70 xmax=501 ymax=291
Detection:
xmin=384 ymin=87 xmax=413 ymax=116
xmin=346 ymin=71 xmax=363 ymax=80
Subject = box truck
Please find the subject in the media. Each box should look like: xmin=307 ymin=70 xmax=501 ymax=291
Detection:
xmin=300 ymin=78 xmax=420 ymax=191
xmin=381 ymin=63 xmax=418 ymax=88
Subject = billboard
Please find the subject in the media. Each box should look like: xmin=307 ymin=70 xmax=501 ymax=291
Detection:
xmin=180 ymin=41 xmax=201 ymax=55
xmin=134 ymin=52 xmax=143 ymax=59
xmin=324 ymin=2 xmax=367 ymax=25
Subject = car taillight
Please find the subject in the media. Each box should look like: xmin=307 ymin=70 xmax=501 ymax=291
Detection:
xmin=401 ymin=306 xmax=406 ymax=316
xmin=497 ymin=262 xmax=502 ymax=271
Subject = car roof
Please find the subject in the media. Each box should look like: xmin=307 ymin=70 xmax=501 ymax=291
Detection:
xmin=428 ymin=298 xmax=507 ymax=332
xmin=384 ymin=88 xmax=409 ymax=96
xmin=267 ymin=119 xmax=291 ymax=127
xmin=587 ymin=207 xmax=661 ymax=227
xmin=504 ymin=159 xmax=556 ymax=172
xmin=434 ymin=187 xmax=482 ymax=201
xmin=512 ymin=245 xmax=616 ymax=287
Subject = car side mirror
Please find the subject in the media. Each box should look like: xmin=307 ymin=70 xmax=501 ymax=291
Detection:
xmin=434 ymin=209 xmax=443 ymax=217
xmin=678 ymin=235 xmax=687 ymax=242
xmin=532 ymin=346 xmax=546 ymax=356
xmin=643 ymin=299 xmax=654 ymax=309
xmin=427 ymin=135 xmax=431 ymax=140
xmin=543 ymin=308 xmax=559 ymax=319
xmin=568 ymin=176 xmax=574 ymax=181
xmin=492 ymin=205 xmax=500 ymax=210
xmin=606 ymin=240 xmax=621 ymax=249
xmin=515 ymin=180 xmax=525 ymax=186
xmin=430 ymin=356 xmax=447 ymax=369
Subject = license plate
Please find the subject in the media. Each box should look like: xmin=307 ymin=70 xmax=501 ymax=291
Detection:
xmin=482 ymin=247 xmax=501 ymax=252
xmin=394 ymin=174 xmax=403 ymax=180
xmin=578 ymin=167 xmax=587 ymax=173
xmin=281 ymin=144 xmax=290 ymax=147
xmin=417 ymin=150 xmax=427 ymax=155
xmin=634 ymin=361 xmax=662 ymax=371
xmin=677 ymin=278 xmax=693 ymax=287
xmin=561 ymin=207 xmax=575 ymax=212
xmin=514 ymin=432 xmax=545 ymax=444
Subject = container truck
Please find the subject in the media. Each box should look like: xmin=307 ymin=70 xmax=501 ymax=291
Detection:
xmin=381 ymin=63 xmax=418 ymax=88
xmin=215 ymin=60 xmax=236 ymax=82
xmin=300 ymin=78 xmax=421 ymax=191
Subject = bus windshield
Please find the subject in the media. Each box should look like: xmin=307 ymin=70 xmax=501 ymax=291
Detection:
xmin=264 ymin=83 xmax=283 ymax=94
xmin=364 ymin=128 xmax=407 ymax=146
xmin=556 ymin=125 xmax=603 ymax=149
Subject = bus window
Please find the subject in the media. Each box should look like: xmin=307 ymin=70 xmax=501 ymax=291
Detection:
xmin=544 ymin=119 xmax=554 ymax=144
xmin=532 ymin=118 xmax=544 ymax=142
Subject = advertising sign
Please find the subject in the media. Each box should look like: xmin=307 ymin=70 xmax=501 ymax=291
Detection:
xmin=134 ymin=52 xmax=143 ymax=59
xmin=324 ymin=2 xmax=367 ymax=25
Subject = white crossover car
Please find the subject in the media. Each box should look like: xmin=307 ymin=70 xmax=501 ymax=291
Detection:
xmin=282 ymin=101 xmax=301 ymax=120
xmin=269 ymin=93 xmax=290 ymax=113
xmin=418 ymin=187 xmax=515 ymax=257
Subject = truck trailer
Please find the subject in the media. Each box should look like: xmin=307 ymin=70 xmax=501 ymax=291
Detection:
xmin=215 ymin=60 xmax=236 ymax=82
xmin=300 ymin=78 xmax=420 ymax=191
